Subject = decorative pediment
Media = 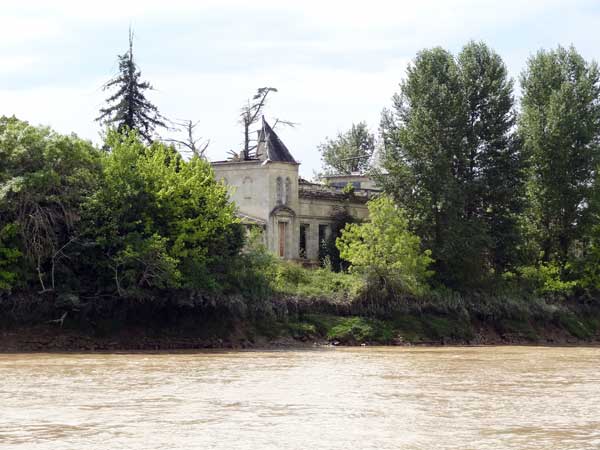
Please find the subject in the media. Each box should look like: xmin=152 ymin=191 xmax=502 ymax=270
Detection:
xmin=270 ymin=204 xmax=296 ymax=218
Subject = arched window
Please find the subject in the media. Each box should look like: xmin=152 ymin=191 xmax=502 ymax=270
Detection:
xmin=285 ymin=177 xmax=292 ymax=204
xmin=276 ymin=176 xmax=283 ymax=204
xmin=243 ymin=176 xmax=253 ymax=200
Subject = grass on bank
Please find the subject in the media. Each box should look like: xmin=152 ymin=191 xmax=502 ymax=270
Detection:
xmin=271 ymin=260 xmax=364 ymax=300
xmin=248 ymin=259 xmax=600 ymax=344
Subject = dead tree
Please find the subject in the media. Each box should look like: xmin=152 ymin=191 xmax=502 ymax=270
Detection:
xmin=164 ymin=119 xmax=210 ymax=158
xmin=240 ymin=87 xmax=277 ymax=159
xmin=237 ymin=87 xmax=298 ymax=160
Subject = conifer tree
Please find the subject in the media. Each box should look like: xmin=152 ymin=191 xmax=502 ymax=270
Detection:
xmin=96 ymin=29 xmax=166 ymax=143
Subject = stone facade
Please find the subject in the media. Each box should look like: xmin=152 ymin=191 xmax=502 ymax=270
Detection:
xmin=211 ymin=118 xmax=378 ymax=262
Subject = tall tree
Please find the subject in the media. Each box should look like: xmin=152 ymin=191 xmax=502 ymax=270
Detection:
xmin=96 ymin=29 xmax=166 ymax=143
xmin=520 ymin=46 xmax=600 ymax=267
xmin=458 ymin=41 xmax=524 ymax=273
xmin=379 ymin=42 xmax=522 ymax=287
xmin=379 ymin=47 xmax=469 ymax=287
xmin=318 ymin=122 xmax=375 ymax=175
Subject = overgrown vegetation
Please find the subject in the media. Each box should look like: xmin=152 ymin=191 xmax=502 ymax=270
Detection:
xmin=2 ymin=40 xmax=600 ymax=347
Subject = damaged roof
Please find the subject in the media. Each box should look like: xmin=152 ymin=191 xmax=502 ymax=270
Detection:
xmin=256 ymin=117 xmax=297 ymax=163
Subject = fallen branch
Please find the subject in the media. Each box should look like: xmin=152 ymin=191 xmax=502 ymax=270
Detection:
xmin=47 ymin=311 xmax=68 ymax=327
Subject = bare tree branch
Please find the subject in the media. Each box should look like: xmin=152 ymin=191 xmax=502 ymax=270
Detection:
xmin=164 ymin=119 xmax=210 ymax=158
xmin=272 ymin=118 xmax=299 ymax=130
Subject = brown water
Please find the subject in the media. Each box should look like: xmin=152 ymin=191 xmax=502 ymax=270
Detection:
xmin=1 ymin=347 xmax=599 ymax=450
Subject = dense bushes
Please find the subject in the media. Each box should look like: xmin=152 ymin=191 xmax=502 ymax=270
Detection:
xmin=0 ymin=116 xmax=102 ymax=292
xmin=79 ymin=131 xmax=242 ymax=296
xmin=0 ymin=119 xmax=244 ymax=302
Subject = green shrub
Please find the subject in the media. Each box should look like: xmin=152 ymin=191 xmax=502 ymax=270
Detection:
xmin=272 ymin=261 xmax=363 ymax=300
xmin=337 ymin=195 xmax=433 ymax=296
xmin=286 ymin=321 xmax=318 ymax=339
xmin=303 ymin=314 xmax=394 ymax=343
xmin=0 ymin=223 xmax=22 ymax=292
xmin=519 ymin=262 xmax=577 ymax=295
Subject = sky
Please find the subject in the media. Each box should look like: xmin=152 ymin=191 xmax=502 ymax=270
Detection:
xmin=1 ymin=0 xmax=600 ymax=178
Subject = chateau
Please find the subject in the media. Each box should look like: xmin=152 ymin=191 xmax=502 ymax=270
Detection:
xmin=212 ymin=118 xmax=379 ymax=262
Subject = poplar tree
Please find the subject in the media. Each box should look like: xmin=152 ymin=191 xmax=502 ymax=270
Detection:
xmin=379 ymin=42 xmax=522 ymax=287
xmin=96 ymin=29 xmax=166 ymax=143
xmin=520 ymin=46 xmax=600 ymax=267
xmin=459 ymin=42 xmax=524 ymax=273
xmin=380 ymin=47 xmax=468 ymax=287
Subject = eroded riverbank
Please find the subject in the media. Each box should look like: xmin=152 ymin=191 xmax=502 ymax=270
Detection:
xmin=2 ymin=317 xmax=599 ymax=352
xmin=3 ymin=292 xmax=600 ymax=352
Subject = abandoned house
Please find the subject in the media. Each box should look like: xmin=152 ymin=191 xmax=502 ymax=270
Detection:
xmin=211 ymin=118 xmax=379 ymax=262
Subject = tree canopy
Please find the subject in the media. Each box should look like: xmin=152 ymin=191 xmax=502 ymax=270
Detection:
xmin=379 ymin=42 xmax=522 ymax=288
xmin=318 ymin=122 xmax=375 ymax=175
xmin=520 ymin=46 xmax=600 ymax=267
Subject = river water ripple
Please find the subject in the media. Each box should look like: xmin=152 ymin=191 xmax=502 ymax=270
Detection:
xmin=1 ymin=347 xmax=599 ymax=449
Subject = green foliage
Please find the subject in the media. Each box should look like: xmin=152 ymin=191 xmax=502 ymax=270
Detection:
xmin=0 ymin=116 xmax=101 ymax=291
xmin=81 ymin=130 xmax=241 ymax=296
xmin=520 ymin=46 xmax=600 ymax=266
xmin=113 ymin=234 xmax=181 ymax=295
xmin=379 ymin=42 xmax=523 ymax=288
xmin=341 ymin=182 xmax=355 ymax=195
xmin=286 ymin=321 xmax=318 ymax=340
xmin=272 ymin=261 xmax=364 ymax=300
xmin=0 ymin=223 xmax=22 ymax=291
xmin=318 ymin=122 xmax=374 ymax=175
xmin=222 ymin=227 xmax=277 ymax=300
xmin=303 ymin=314 xmax=394 ymax=343
xmin=577 ymin=224 xmax=600 ymax=291
xmin=320 ymin=209 xmax=359 ymax=272
xmin=337 ymin=196 xmax=433 ymax=295
xmin=556 ymin=313 xmax=597 ymax=340
xmin=421 ymin=315 xmax=475 ymax=342
xmin=497 ymin=318 xmax=539 ymax=341
xmin=518 ymin=262 xmax=577 ymax=295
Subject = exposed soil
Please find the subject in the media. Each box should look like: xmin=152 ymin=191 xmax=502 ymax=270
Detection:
xmin=1 ymin=321 xmax=598 ymax=352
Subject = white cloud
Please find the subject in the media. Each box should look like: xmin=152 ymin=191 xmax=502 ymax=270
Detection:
xmin=1 ymin=0 xmax=600 ymax=179
xmin=0 ymin=81 xmax=105 ymax=142
xmin=0 ymin=55 xmax=41 ymax=73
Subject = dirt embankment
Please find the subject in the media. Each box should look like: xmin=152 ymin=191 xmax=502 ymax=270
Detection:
xmin=1 ymin=320 xmax=598 ymax=352
xmin=2 ymin=291 xmax=600 ymax=352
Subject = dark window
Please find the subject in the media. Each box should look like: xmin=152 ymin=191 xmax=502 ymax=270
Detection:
xmin=299 ymin=224 xmax=308 ymax=259
xmin=318 ymin=224 xmax=329 ymax=262
xmin=318 ymin=224 xmax=328 ymax=245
